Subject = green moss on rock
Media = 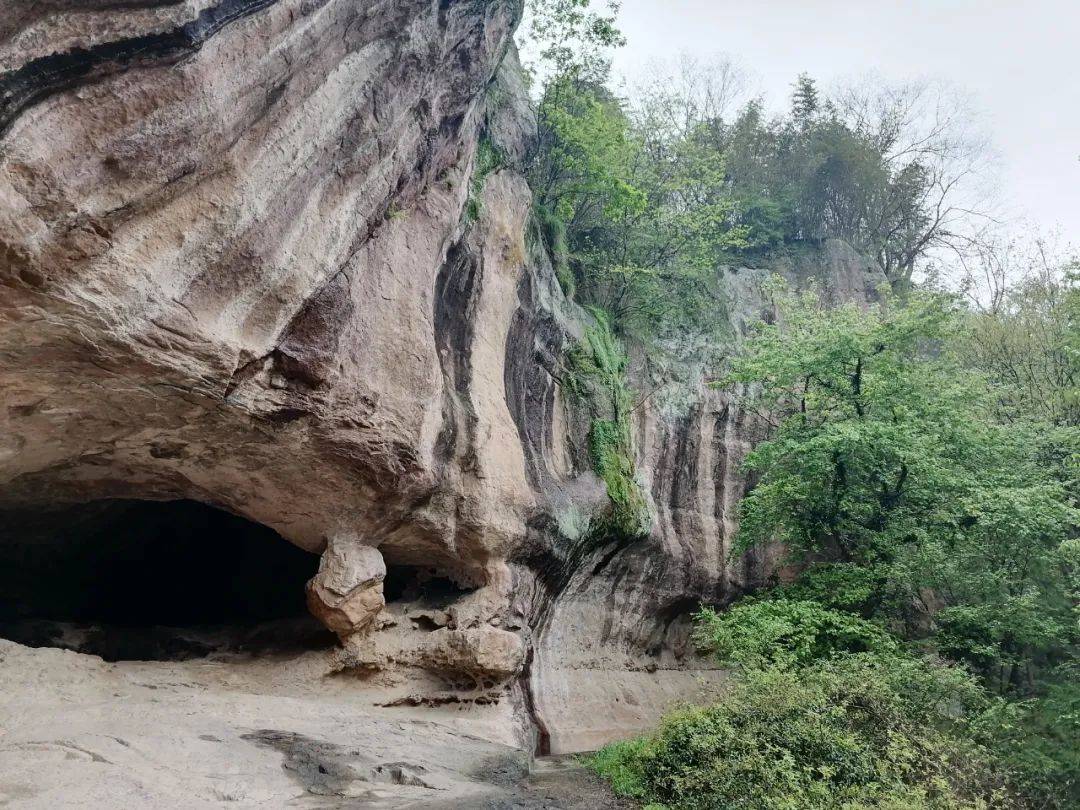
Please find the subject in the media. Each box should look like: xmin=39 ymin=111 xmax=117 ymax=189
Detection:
xmin=566 ymin=308 xmax=652 ymax=541
xmin=464 ymin=136 xmax=507 ymax=224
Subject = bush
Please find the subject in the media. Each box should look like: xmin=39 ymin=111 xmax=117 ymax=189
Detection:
xmin=464 ymin=137 xmax=506 ymax=224
xmin=777 ymin=563 xmax=884 ymax=615
xmin=587 ymin=737 xmax=653 ymax=800
xmin=589 ymin=653 xmax=1007 ymax=810
xmin=692 ymin=598 xmax=896 ymax=669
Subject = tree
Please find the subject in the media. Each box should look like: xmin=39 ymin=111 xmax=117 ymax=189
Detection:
xmin=727 ymin=287 xmax=1078 ymax=691
xmin=832 ymin=77 xmax=997 ymax=287
xmin=531 ymin=78 xmax=643 ymax=229
xmin=529 ymin=58 xmax=747 ymax=338
xmin=631 ymin=54 xmax=750 ymax=147
xmin=791 ymin=72 xmax=820 ymax=126
xmin=526 ymin=31 xmax=996 ymax=331
xmin=521 ymin=0 xmax=625 ymax=87
xmin=956 ymin=237 xmax=1079 ymax=427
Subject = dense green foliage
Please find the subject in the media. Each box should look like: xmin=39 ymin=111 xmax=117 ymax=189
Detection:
xmin=524 ymin=6 xmax=1076 ymax=807
xmin=985 ymin=662 xmax=1080 ymax=806
xmin=587 ymin=281 xmax=1078 ymax=808
xmin=589 ymin=284 xmax=1079 ymax=809
xmin=525 ymin=4 xmax=987 ymax=339
xmin=727 ymin=289 xmax=1078 ymax=692
xmin=692 ymin=599 xmax=896 ymax=669
xmin=592 ymin=652 xmax=1007 ymax=810
xmin=525 ymin=0 xmax=988 ymax=533
xmin=532 ymin=73 xmax=738 ymax=338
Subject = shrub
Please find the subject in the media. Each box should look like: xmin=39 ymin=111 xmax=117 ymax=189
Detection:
xmin=692 ymin=598 xmax=896 ymax=669
xmin=464 ymin=137 xmax=506 ymax=224
xmin=589 ymin=653 xmax=1007 ymax=810
xmin=588 ymin=418 xmax=650 ymax=538
xmin=587 ymin=737 xmax=653 ymax=800
xmin=777 ymin=563 xmax=884 ymax=615
xmin=534 ymin=202 xmax=574 ymax=298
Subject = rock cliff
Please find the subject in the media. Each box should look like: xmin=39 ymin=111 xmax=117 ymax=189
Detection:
xmin=0 ymin=0 xmax=887 ymax=762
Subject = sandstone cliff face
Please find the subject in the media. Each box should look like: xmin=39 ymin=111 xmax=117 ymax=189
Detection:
xmin=0 ymin=0 xmax=886 ymax=755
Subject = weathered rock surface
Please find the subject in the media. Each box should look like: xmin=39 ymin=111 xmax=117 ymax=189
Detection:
xmin=306 ymin=534 xmax=387 ymax=639
xmin=0 ymin=639 xmax=632 ymax=808
xmin=0 ymin=1 xmax=889 ymax=795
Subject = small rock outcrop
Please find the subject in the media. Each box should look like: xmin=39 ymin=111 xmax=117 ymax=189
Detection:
xmin=305 ymin=536 xmax=386 ymax=640
xmin=0 ymin=0 xmax=887 ymax=755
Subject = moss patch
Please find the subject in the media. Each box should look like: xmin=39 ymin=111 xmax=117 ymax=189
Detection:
xmin=566 ymin=308 xmax=652 ymax=541
xmin=534 ymin=201 xmax=573 ymax=298
xmin=464 ymin=136 xmax=507 ymax=225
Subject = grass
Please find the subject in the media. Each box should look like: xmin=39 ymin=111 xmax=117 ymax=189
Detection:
xmin=464 ymin=137 xmax=507 ymax=225
xmin=534 ymin=202 xmax=574 ymax=298
xmin=585 ymin=739 xmax=652 ymax=801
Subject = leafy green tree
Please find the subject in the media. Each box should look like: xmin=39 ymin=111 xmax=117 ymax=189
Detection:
xmin=522 ymin=0 xmax=624 ymax=86
xmin=531 ymin=77 xmax=644 ymax=232
xmin=730 ymin=289 xmax=969 ymax=561
xmin=727 ymin=287 xmax=1078 ymax=690
xmin=530 ymin=70 xmax=746 ymax=338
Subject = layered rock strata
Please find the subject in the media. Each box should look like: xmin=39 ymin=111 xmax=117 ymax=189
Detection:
xmin=0 ymin=0 xmax=887 ymax=754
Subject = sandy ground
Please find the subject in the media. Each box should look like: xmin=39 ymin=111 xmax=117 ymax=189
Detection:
xmin=0 ymin=639 xmax=630 ymax=809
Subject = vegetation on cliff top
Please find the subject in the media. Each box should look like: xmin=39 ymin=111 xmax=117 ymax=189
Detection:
xmin=523 ymin=1 xmax=992 ymax=344
xmin=523 ymin=0 xmax=999 ymax=532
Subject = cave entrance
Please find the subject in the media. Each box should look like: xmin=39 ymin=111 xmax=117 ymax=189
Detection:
xmin=0 ymin=499 xmax=335 ymax=661
xmin=382 ymin=566 xmax=473 ymax=606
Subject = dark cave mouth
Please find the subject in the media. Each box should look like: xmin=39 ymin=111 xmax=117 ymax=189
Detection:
xmin=382 ymin=565 xmax=475 ymax=607
xmin=0 ymin=499 xmax=336 ymax=662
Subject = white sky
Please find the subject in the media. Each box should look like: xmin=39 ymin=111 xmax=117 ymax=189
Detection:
xmin=611 ymin=0 xmax=1079 ymax=246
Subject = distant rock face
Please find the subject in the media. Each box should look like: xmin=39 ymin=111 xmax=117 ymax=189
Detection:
xmin=0 ymin=0 xmax=887 ymax=755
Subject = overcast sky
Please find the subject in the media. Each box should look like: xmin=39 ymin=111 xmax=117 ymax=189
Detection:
xmin=610 ymin=0 xmax=1078 ymax=247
